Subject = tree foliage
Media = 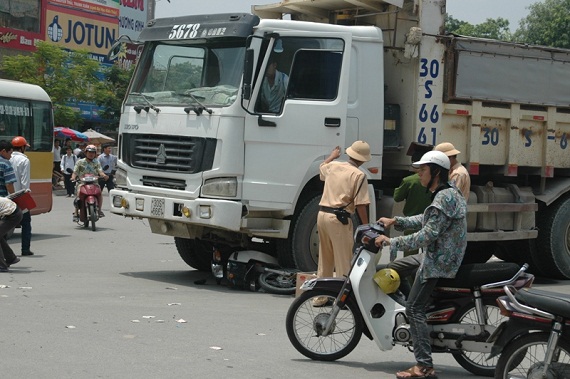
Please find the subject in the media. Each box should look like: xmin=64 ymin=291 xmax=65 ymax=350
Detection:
xmin=445 ymin=15 xmax=512 ymax=41
xmin=1 ymin=42 xmax=100 ymax=127
xmin=1 ymin=41 xmax=133 ymax=127
xmin=514 ymin=0 xmax=570 ymax=48
xmin=93 ymin=63 xmax=134 ymax=122
xmin=446 ymin=0 xmax=570 ymax=48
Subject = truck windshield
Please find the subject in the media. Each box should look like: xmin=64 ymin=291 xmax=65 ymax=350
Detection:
xmin=127 ymin=41 xmax=245 ymax=108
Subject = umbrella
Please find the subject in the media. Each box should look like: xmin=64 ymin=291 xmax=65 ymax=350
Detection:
xmin=82 ymin=129 xmax=115 ymax=145
xmin=54 ymin=127 xmax=89 ymax=142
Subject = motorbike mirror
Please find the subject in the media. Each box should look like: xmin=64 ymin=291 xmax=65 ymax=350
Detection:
xmin=66 ymin=168 xmax=73 ymax=174
xmin=103 ymin=165 xmax=109 ymax=171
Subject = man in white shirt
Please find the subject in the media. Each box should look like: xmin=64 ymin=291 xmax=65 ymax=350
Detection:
xmin=10 ymin=136 xmax=34 ymax=256
xmin=260 ymin=57 xmax=289 ymax=113
xmin=60 ymin=146 xmax=77 ymax=197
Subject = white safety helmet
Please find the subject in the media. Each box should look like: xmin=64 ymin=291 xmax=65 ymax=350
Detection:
xmin=412 ymin=150 xmax=450 ymax=170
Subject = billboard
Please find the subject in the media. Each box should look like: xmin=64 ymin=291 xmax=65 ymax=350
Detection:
xmin=119 ymin=0 xmax=148 ymax=40
xmin=45 ymin=6 xmax=118 ymax=56
xmin=48 ymin=0 xmax=119 ymax=18
xmin=0 ymin=0 xmax=45 ymax=52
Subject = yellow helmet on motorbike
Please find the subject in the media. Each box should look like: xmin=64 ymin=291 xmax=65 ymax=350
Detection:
xmin=373 ymin=268 xmax=400 ymax=294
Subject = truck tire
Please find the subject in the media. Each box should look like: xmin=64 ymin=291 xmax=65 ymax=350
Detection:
xmin=276 ymin=195 xmax=320 ymax=272
xmin=494 ymin=240 xmax=546 ymax=277
xmin=531 ymin=194 xmax=570 ymax=279
xmin=174 ymin=237 xmax=212 ymax=272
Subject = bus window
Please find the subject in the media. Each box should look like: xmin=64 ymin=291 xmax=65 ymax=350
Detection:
xmin=0 ymin=79 xmax=54 ymax=215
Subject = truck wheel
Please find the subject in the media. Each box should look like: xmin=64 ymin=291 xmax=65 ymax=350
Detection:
xmin=531 ymin=194 xmax=570 ymax=279
xmin=174 ymin=237 xmax=212 ymax=272
xmin=276 ymin=195 xmax=320 ymax=272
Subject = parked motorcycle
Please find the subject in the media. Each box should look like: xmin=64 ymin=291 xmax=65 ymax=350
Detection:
xmin=286 ymin=223 xmax=534 ymax=377
xmin=73 ymin=174 xmax=103 ymax=231
xmin=212 ymin=250 xmax=299 ymax=295
xmin=490 ymin=286 xmax=570 ymax=379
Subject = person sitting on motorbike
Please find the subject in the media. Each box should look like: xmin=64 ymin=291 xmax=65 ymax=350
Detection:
xmin=374 ymin=150 xmax=467 ymax=379
xmin=71 ymin=145 xmax=108 ymax=220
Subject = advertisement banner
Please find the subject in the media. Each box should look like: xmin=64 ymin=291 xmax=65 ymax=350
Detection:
xmin=45 ymin=7 xmax=118 ymax=56
xmin=119 ymin=0 xmax=148 ymax=40
xmin=48 ymin=0 xmax=120 ymax=18
xmin=0 ymin=28 xmax=43 ymax=52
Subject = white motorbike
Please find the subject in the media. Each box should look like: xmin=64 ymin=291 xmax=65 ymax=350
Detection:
xmin=286 ymin=223 xmax=533 ymax=376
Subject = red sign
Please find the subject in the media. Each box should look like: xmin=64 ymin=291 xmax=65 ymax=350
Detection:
xmin=0 ymin=28 xmax=44 ymax=52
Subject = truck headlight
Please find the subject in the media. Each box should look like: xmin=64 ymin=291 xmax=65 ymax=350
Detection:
xmin=202 ymin=177 xmax=237 ymax=197
xmin=115 ymin=167 xmax=127 ymax=187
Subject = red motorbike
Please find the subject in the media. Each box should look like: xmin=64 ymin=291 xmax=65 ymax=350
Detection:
xmin=73 ymin=174 xmax=103 ymax=231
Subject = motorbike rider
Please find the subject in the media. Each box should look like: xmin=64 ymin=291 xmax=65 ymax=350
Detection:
xmin=374 ymin=150 xmax=467 ymax=379
xmin=71 ymin=145 xmax=108 ymax=220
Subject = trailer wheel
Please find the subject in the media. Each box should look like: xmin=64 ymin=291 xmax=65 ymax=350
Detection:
xmin=174 ymin=237 xmax=212 ymax=272
xmin=531 ymin=194 xmax=570 ymax=279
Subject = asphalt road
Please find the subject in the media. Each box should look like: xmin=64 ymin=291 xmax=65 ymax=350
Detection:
xmin=1 ymin=192 xmax=568 ymax=379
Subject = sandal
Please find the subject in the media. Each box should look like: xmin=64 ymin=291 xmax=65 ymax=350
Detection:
xmin=395 ymin=365 xmax=437 ymax=379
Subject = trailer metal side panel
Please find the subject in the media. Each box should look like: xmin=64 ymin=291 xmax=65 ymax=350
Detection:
xmin=450 ymin=39 xmax=570 ymax=107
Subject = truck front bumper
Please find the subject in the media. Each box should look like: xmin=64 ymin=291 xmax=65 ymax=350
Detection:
xmin=109 ymin=189 xmax=244 ymax=235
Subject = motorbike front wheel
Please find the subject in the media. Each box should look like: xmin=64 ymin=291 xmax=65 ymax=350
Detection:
xmin=88 ymin=204 xmax=97 ymax=231
xmin=451 ymin=299 xmax=505 ymax=377
xmin=285 ymin=290 xmax=363 ymax=361
xmin=494 ymin=332 xmax=570 ymax=379
xmin=258 ymin=269 xmax=298 ymax=295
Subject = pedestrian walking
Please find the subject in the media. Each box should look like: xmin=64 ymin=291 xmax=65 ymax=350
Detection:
xmin=10 ymin=136 xmax=35 ymax=256
xmin=60 ymin=146 xmax=77 ymax=197
xmin=97 ymin=144 xmax=117 ymax=193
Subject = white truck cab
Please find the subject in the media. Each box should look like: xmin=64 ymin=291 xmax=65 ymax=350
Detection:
xmin=110 ymin=0 xmax=570 ymax=278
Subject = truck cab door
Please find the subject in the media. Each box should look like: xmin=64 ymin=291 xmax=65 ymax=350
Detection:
xmin=243 ymin=32 xmax=351 ymax=209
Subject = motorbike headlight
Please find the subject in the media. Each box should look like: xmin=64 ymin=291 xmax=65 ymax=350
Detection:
xmin=202 ymin=177 xmax=237 ymax=197
xmin=115 ymin=167 xmax=127 ymax=187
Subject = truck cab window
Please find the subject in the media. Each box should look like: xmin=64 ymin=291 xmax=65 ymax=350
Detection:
xmin=254 ymin=37 xmax=343 ymax=113
xmin=128 ymin=42 xmax=245 ymax=108
xmin=287 ymin=50 xmax=342 ymax=101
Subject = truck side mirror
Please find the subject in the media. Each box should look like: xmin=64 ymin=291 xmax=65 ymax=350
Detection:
xmin=242 ymin=49 xmax=254 ymax=100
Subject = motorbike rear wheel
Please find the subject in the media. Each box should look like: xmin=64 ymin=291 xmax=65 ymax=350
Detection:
xmin=451 ymin=298 xmax=505 ymax=377
xmin=88 ymin=204 xmax=96 ymax=231
xmin=286 ymin=289 xmax=363 ymax=361
xmin=494 ymin=332 xmax=570 ymax=379
xmin=258 ymin=269 xmax=298 ymax=295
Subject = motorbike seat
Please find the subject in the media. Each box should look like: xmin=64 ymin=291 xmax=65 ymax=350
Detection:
xmin=436 ymin=262 xmax=520 ymax=289
xmin=516 ymin=288 xmax=570 ymax=319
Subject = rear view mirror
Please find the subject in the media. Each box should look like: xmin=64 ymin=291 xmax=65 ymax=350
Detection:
xmin=242 ymin=49 xmax=254 ymax=100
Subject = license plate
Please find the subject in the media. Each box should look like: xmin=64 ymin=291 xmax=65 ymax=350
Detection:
xmin=151 ymin=198 xmax=165 ymax=217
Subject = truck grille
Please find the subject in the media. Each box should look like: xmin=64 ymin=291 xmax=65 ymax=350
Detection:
xmin=122 ymin=134 xmax=216 ymax=174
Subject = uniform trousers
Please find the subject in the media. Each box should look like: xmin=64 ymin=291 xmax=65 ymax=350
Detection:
xmin=316 ymin=211 xmax=353 ymax=278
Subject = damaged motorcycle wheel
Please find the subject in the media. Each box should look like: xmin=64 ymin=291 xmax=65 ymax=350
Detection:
xmin=258 ymin=269 xmax=298 ymax=295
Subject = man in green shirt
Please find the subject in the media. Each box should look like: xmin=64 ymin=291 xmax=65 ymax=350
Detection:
xmin=393 ymin=144 xmax=433 ymax=259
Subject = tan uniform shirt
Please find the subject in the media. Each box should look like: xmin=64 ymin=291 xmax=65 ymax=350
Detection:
xmin=450 ymin=162 xmax=471 ymax=201
xmin=319 ymin=161 xmax=370 ymax=213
